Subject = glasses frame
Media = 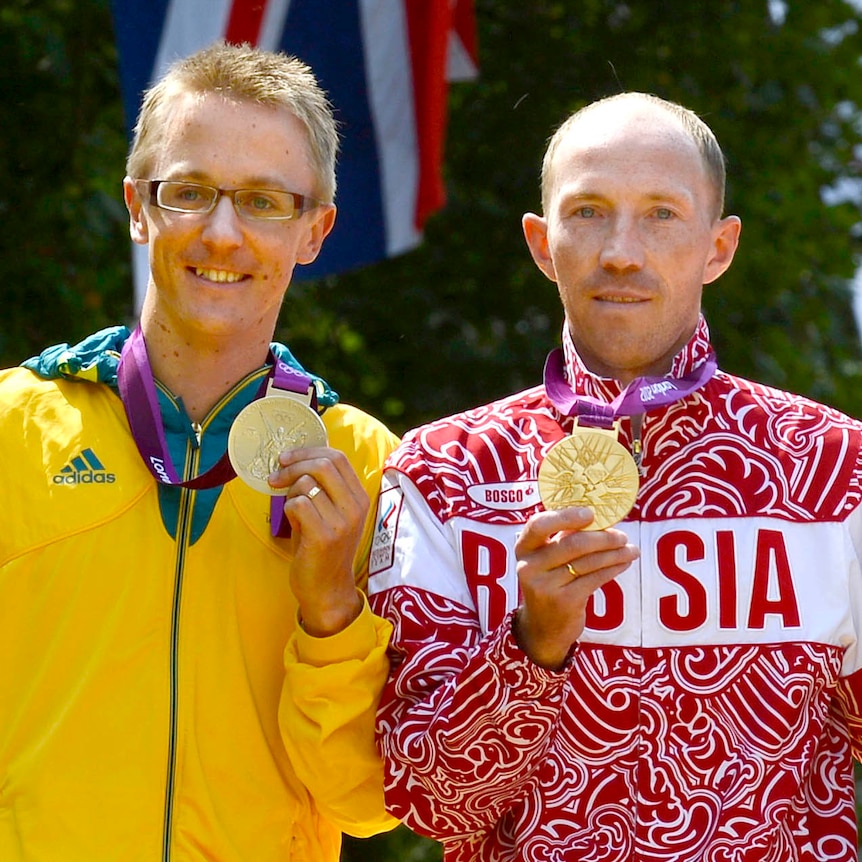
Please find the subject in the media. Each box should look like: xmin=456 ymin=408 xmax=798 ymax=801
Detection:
xmin=135 ymin=179 xmax=324 ymax=221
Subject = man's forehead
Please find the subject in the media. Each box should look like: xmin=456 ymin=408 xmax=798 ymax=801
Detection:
xmin=560 ymin=101 xmax=693 ymax=156
xmin=544 ymin=102 xmax=715 ymax=217
xmin=156 ymin=91 xmax=307 ymax=151
xmin=149 ymin=92 xmax=313 ymax=188
xmin=548 ymin=104 xmax=707 ymax=190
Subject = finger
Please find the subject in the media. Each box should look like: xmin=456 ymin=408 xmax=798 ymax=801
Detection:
xmin=557 ymin=528 xmax=637 ymax=571
xmin=270 ymin=448 xmax=366 ymax=500
xmin=281 ymin=480 xmax=334 ymax=532
xmin=281 ymin=469 xmax=357 ymax=522
xmin=281 ymin=471 xmax=324 ymax=501
xmin=560 ymin=540 xmax=639 ymax=581
xmin=518 ymin=518 xmax=631 ymax=571
xmin=280 ymin=479 xmax=351 ymax=551
xmin=278 ymin=463 xmax=369 ymax=543
xmin=565 ymin=560 xmax=581 ymax=579
xmin=515 ymin=507 xmax=596 ymax=553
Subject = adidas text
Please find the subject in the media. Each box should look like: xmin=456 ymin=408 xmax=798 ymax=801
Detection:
xmin=53 ymin=471 xmax=116 ymax=485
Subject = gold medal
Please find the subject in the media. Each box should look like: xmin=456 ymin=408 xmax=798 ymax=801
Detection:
xmin=228 ymin=396 xmax=327 ymax=495
xmin=538 ymin=422 xmax=639 ymax=530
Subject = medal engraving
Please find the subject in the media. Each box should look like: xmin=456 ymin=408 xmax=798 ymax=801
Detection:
xmin=228 ymin=397 xmax=327 ymax=495
xmin=538 ymin=426 xmax=639 ymax=530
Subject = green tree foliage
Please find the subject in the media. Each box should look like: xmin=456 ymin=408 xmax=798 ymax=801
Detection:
xmin=2 ymin=2 xmax=862 ymax=859
xmin=0 ymin=0 xmax=132 ymax=363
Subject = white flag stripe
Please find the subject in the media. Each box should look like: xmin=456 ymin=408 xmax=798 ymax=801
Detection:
xmin=152 ymin=0 xmax=232 ymax=83
xmin=359 ymin=0 xmax=422 ymax=257
xmin=258 ymin=0 xmax=293 ymax=51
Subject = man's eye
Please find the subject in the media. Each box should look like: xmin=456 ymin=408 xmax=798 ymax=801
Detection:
xmin=249 ymin=195 xmax=275 ymax=211
xmin=237 ymin=191 xmax=292 ymax=217
xmin=655 ymin=207 xmax=674 ymax=220
xmin=576 ymin=206 xmax=596 ymax=218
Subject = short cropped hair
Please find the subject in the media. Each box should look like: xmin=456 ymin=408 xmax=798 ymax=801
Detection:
xmin=126 ymin=41 xmax=339 ymax=202
xmin=541 ymin=92 xmax=727 ymax=220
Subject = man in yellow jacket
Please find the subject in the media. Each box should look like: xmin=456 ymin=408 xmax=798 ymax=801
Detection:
xmin=0 ymin=41 xmax=398 ymax=861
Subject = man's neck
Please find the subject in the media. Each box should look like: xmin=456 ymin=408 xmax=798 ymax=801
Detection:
xmin=140 ymin=319 xmax=272 ymax=424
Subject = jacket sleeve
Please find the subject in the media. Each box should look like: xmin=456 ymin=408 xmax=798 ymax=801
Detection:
xmin=833 ymin=668 xmax=862 ymax=762
xmin=369 ymin=471 xmax=569 ymax=842
xmin=279 ymin=595 xmax=400 ymax=837
xmin=279 ymin=405 xmax=401 ymax=837
xmin=830 ymin=502 xmax=862 ymax=761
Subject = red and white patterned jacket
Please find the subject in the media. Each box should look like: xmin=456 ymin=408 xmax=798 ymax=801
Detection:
xmin=368 ymin=317 xmax=862 ymax=862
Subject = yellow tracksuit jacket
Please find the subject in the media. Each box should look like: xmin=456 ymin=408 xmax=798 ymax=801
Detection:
xmin=0 ymin=328 xmax=399 ymax=861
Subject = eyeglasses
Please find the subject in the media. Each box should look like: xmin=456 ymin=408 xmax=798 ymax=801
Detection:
xmin=136 ymin=180 xmax=324 ymax=221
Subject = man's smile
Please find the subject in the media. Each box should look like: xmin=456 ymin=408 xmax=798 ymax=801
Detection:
xmin=193 ymin=267 xmax=247 ymax=284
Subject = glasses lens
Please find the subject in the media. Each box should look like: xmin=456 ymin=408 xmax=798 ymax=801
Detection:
xmin=157 ymin=182 xmax=217 ymax=213
xmin=234 ymin=189 xmax=298 ymax=220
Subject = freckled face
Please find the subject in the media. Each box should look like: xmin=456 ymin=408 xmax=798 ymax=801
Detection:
xmin=125 ymin=92 xmax=333 ymax=341
xmin=523 ymin=104 xmax=739 ymax=382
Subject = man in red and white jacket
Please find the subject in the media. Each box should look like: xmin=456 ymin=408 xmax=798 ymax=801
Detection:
xmin=368 ymin=92 xmax=862 ymax=862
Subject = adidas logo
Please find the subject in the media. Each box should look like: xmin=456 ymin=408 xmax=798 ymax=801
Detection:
xmin=53 ymin=448 xmax=116 ymax=485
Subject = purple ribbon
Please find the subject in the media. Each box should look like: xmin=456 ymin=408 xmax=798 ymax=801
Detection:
xmin=543 ymin=348 xmax=717 ymax=427
xmin=117 ymin=326 xmax=317 ymax=537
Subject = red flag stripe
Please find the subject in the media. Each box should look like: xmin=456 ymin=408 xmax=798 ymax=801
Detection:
xmin=404 ymin=0 xmax=451 ymax=231
xmin=225 ymin=0 xmax=268 ymax=45
xmin=451 ymin=0 xmax=478 ymax=66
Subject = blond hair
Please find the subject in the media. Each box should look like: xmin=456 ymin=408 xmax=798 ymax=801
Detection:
xmin=126 ymin=41 xmax=339 ymax=202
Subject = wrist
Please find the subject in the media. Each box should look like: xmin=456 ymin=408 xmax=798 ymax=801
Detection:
xmin=512 ymin=607 xmax=575 ymax=671
xmin=298 ymin=588 xmax=363 ymax=638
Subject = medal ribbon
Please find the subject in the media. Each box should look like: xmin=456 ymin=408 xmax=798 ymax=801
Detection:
xmin=118 ymin=326 xmax=317 ymax=536
xmin=543 ymin=348 xmax=717 ymax=427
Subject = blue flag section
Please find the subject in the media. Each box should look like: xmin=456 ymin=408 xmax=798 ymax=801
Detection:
xmin=110 ymin=0 xmax=478 ymax=298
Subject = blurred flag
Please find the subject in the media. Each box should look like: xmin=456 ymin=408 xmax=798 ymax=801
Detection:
xmin=111 ymin=0 xmax=478 ymax=307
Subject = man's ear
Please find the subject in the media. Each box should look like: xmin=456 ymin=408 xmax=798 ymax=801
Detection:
xmin=297 ymin=205 xmax=337 ymax=265
xmin=522 ymin=212 xmax=557 ymax=283
xmin=703 ymin=215 xmax=742 ymax=285
xmin=123 ymin=177 xmax=149 ymax=245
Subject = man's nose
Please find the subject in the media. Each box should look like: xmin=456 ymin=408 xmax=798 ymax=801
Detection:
xmin=599 ymin=215 xmax=644 ymax=273
xmin=200 ymin=194 xmax=244 ymax=248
